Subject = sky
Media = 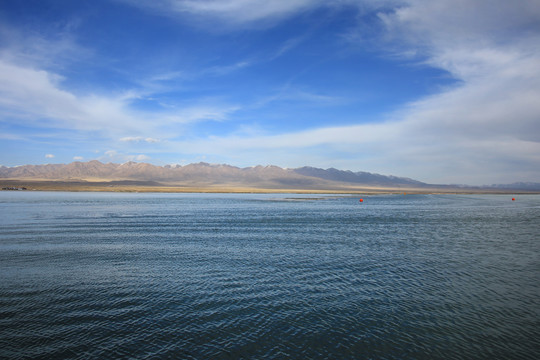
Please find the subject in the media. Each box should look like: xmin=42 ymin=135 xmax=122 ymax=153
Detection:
xmin=1 ymin=0 xmax=539 ymax=185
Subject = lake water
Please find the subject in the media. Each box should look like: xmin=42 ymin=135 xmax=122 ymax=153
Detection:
xmin=0 ymin=192 xmax=539 ymax=359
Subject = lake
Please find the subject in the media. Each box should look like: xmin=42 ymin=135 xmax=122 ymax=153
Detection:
xmin=0 ymin=192 xmax=539 ymax=359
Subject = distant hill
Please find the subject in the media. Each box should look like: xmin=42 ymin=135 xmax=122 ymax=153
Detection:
xmin=293 ymin=166 xmax=425 ymax=186
xmin=1 ymin=161 xmax=538 ymax=192
xmin=0 ymin=160 xmax=428 ymax=190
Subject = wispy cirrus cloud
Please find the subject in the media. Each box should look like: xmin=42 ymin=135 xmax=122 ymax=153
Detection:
xmin=102 ymin=150 xmax=150 ymax=163
xmin=0 ymin=58 xmax=241 ymax=138
xmin=203 ymin=61 xmax=252 ymax=76
xmin=0 ymin=11 xmax=244 ymax=148
xmin=0 ymin=59 xmax=141 ymax=131
xmin=122 ymin=0 xmax=327 ymax=27
xmin=0 ymin=21 xmax=91 ymax=71
xmin=120 ymin=137 xmax=161 ymax=143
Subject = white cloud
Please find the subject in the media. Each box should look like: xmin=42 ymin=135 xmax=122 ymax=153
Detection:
xmin=101 ymin=150 xmax=150 ymax=163
xmin=125 ymin=0 xmax=326 ymax=27
xmin=73 ymin=156 xmax=84 ymax=161
xmin=378 ymin=0 xmax=540 ymax=77
xmin=370 ymin=0 xmax=540 ymax=182
xmin=204 ymin=61 xmax=252 ymax=76
xmin=0 ymin=58 xmax=241 ymax=142
xmin=0 ymin=18 xmax=243 ymax=141
xmin=0 ymin=60 xmax=144 ymax=133
xmin=45 ymin=154 xmax=55 ymax=159
xmin=120 ymin=136 xmax=161 ymax=143
xmin=0 ymin=21 xmax=91 ymax=71
xmin=135 ymin=154 xmax=151 ymax=161
xmin=167 ymin=104 xmax=241 ymax=123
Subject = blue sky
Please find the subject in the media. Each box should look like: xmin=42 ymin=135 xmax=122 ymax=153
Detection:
xmin=1 ymin=0 xmax=539 ymax=185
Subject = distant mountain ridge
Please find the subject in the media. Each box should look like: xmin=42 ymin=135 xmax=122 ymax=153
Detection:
xmin=293 ymin=166 xmax=424 ymax=186
xmin=1 ymin=161 xmax=539 ymax=191
xmin=0 ymin=160 xmax=426 ymax=190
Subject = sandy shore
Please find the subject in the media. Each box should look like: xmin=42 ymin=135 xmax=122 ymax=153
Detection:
xmin=1 ymin=179 xmax=535 ymax=194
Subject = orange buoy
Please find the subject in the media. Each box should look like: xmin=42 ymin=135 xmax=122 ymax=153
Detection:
xmin=512 ymin=197 xmax=515 ymax=201
xmin=359 ymin=199 xmax=364 ymax=202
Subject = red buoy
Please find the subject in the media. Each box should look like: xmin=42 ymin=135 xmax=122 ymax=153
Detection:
xmin=359 ymin=199 xmax=364 ymax=202
xmin=512 ymin=197 xmax=515 ymax=201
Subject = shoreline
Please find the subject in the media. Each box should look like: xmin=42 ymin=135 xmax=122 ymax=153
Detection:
xmin=1 ymin=179 xmax=537 ymax=195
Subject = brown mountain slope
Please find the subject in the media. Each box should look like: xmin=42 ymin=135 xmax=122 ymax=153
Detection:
xmin=0 ymin=160 xmax=428 ymax=191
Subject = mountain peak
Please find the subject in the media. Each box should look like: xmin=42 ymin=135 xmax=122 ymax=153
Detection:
xmin=0 ymin=160 xmax=431 ymax=190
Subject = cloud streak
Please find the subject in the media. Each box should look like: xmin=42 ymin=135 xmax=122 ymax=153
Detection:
xmin=0 ymin=58 xmax=241 ymax=138
xmin=120 ymin=137 xmax=161 ymax=143
xmin=125 ymin=0 xmax=327 ymax=27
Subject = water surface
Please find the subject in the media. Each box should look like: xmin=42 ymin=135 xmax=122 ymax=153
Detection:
xmin=1 ymin=192 xmax=539 ymax=359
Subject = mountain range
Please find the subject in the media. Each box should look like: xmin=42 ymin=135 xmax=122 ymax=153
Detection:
xmin=1 ymin=161 xmax=538 ymax=192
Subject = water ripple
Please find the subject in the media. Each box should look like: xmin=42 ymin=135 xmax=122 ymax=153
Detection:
xmin=1 ymin=193 xmax=539 ymax=359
